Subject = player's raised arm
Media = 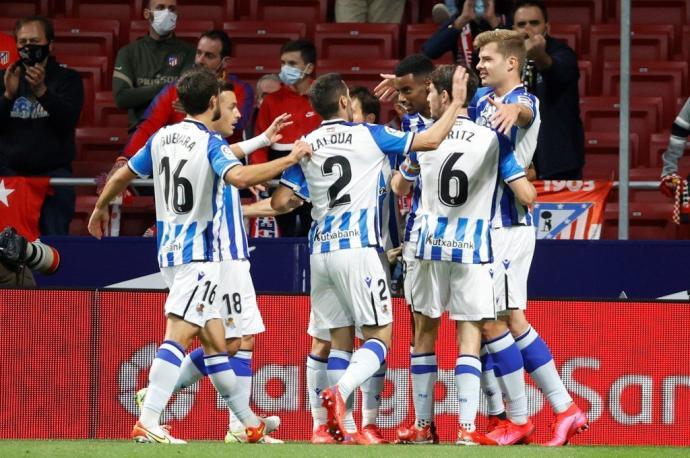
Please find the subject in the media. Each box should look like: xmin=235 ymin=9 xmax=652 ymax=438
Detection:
xmin=88 ymin=165 xmax=137 ymax=239
xmin=410 ymin=66 xmax=469 ymax=151
xmin=224 ymin=140 xmax=312 ymax=189
xmin=229 ymin=113 xmax=293 ymax=160
xmin=488 ymin=97 xmax=534 ymax=135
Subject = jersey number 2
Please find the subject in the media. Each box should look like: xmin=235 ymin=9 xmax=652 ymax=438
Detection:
xmin=438 ymin=152 xmax=468 ymax=207
xmin=160 ymin=157 xmax=194 ymax=214
xmin=322 ymin=156 xmax=352 ymax=209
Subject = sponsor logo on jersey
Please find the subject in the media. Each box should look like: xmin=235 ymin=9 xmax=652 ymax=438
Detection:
xmin=424 ymin=234 xmax=475 ymax=250
xmin=306 ymin=111 xmax=316 ymax=118
xmin=312 ymin=227 xmax=360 ymax=243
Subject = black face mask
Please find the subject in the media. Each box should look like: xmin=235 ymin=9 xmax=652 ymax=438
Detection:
xmin=18 ymin=44 xmax=50 ymax=66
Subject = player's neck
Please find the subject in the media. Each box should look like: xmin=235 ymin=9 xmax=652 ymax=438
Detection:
xmin=188 ymin=112 xmax=214 ymax=130
xmin=493 ymin=76 xmax=522 ymax=97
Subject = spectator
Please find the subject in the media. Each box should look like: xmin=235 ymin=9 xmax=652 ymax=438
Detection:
xmin=0 ymin=16 xmax=84 ymax=235
xmin=244 ymin=73 xmax=281 ymax=139
xmin=660 ymin=98 xmax=690 ymax=196
xmin=112 ymin=0 xmax=195 ymax=132
xmin=252 ymin=39 xmax=322 ymax=237
xmin=0 ymin=32 xmax=19 ymax=71
xmin=335 ymin=0 xmax=406 ymax=23
xmin=514 ymin=0 xmax=584 ymax=179
xmin=109 ymin=30 xmax=254 ymax=177
xmin=423 ymin=0 xmax=513 ymax=66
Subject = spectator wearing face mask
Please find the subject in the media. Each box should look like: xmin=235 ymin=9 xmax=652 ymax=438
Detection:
xmin=112 ymin=0 xmax=195 ymax=132
xmin=250 ymin=39 xmax=321 ymax=236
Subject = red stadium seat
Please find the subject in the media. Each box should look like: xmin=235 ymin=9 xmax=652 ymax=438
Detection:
xmin=681 ymin=26 xmax=690 ymax=66
xmin=405 ymin=23 xmax=453 ymax=64
xmin=249 ymin=0 xmax=327 ymax=37
xmin=94 ymin=91 xmax=128 ymax=129
xmin=544 ymin=0 xmax=604 ymax=28
xmin=317 ymin=59 xmax=400 ymax=92
xmin=72 ymin=160 xmax=112 ymax=179
xmin=2 ymin=1 xmax=50 ymax=17
xmin=75 ymin=127 xmax=129 ymax=162
xmin=226 ymin=57 xmax=281 ymax=89
xmin=613 ymin=0 xmax=690 ymax=55
xmin=175 ymin=0 xmax=236 ymax=27
xmin=315 ymin=23 xmax=400 ymax=60
xmin=222 ymin=22 xmax=306 ymax=59
xmin=64 ymin=0 xmax=144 ymax=42
xmin=60 ymin=56 xmax=108 ymax=126
xmin=52 ymin=18 xmax=120 ymax=70
xmin=602 ymin=61 xmax=687 ymax=126
xmin=602 ymin=201 xmax=680 ymax=240
xmin=120 ymin=196 xmax=156 ymax=236
xmin=128 ymin=19 xmax=213 ymax=48
xmin=70 ymin=195 xmax=99 ymax=235
xmin=549 ymin=23 xmax=583 ymax=57
xmin=648 ymin=131 xmax=690 ymax=171
xmin=580 ymin=96 xmax=663 ymax=165
xmin=589 ymin=25 xmax=673 ymax=90
xmin=582 ymin=131 xmax=641 ymax=180
xmin=578 ymin=60 xmax=592 ymax=96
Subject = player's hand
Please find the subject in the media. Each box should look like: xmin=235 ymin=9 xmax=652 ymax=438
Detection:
xmin=98 ymin=156 xmax=128 ymax=195
xmin=172 ymin=98 xmax=185 ymax=113
xmin=248 ymin=183 xmax=267 ymax=197
xmin=3 ymin=61 xmax=21 ymax=99
xmin=660 ymin=174 xmax=680 ymax=198
xmin=526 ymin=164 xmax=537 ymax=181
xmin=488 ymin=98 xmax=520 ymax=135
xmin=263 ymin=113 xmax=293 ymax=144
xmin=525 ymin=31 xmax=547 ymax=58
xmin=25 ymin=62 xmax=47 ymax=97
xmin=288 ymin=140 xmax=312 ymax=163
xmin=386 ymin=246 xmax=402 ymax=264
xmin=455 ymin=0 xmax=476 ymax=27
xmin=451 ymin=65 xmax=469 ymax=108
xmin=88 ymin=207 xmax=109 ymax=239
xmin=374 ymin=73 xmax=398 ymax=102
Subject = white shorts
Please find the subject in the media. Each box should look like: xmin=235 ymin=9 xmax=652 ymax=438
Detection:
xmin=402 ymin=242 xmax=420 ymax=308
xmin=310 ymin=247 xmax=393 ymax=330
xmin=308 ymin=250 xmax=391 ymax=341
xmin=160 ymin=262 xmax=222 ymax=327
xmin=492 ymin=226 xmax=535 ymax=314
xmin=411 ymin=260 xmax=495 ymax=321
xmin=218 ymin=259 xmax=265 ymax=339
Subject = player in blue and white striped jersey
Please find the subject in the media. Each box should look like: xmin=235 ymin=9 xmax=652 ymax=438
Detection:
xmin=90 ymin=69 xmax=311 ymax=444
xmin=272 ymin=69 xmax=471 ymax=443
xmin=396 ymin=64 xmax=537 ymax=446
xmin=472 ymin=29 xmax=588 ymax=445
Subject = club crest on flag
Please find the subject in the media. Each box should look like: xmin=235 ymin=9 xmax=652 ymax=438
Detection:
xmin=0 ymin=51 xmax=9 ymax=65
xmin=533 ymin=202 xmax=593 ymax=240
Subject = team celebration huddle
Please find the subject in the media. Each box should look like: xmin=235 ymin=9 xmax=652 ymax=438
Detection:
xmin=89 ymin=23 xmax=587 ymax=447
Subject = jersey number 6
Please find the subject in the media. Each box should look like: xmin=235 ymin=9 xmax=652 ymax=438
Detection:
xmin=160 ymin=157 xmax=194 ymax=214
xmin=438 ymin=152 xmax=468 ymax=207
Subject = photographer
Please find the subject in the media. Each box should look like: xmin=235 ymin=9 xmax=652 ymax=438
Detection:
xmin=0 ymin=16 xmax=84 ymax=236
xmin=0 ymin=227 xmax=60 ymax=287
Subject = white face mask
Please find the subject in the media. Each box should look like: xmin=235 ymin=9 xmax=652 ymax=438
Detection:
xmin=151 ymin=9 xmax=177 ymax=36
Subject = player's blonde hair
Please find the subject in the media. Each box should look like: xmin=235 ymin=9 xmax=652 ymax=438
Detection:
xmin=473 ymin=29 xmax=526 ymax=69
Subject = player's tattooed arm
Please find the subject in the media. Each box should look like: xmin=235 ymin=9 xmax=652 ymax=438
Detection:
xmin=242 ymin=196 xmax=302 ymax=218
xmin=507 ymin=176 xmax=537 ymax=206
xmin=270 ymin=184 xmax=304 ymax=214
xmin=225 ymin=141 xmax=312 ymax=189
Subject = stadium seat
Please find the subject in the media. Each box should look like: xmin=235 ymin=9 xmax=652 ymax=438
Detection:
xmin=226 ymin=57 xmax=281 ymax=89
xmin=128 ymin=19 xmax=213 ymax=48
xmin=52 ymin=18 xmax=120 ymax=71
xmin=578 ymin=60 xmax=592 ymax=96
xmin=120 ymin=196 xmax=156 ymax=236
xmin=549 ymin=23 xmax=583 ymax=57
xmin=580 ymin=96 xmax=663 ymax=165
xmin=648 ymin=131 xmax=690 ymax=172
xmin=75 ymin=127 xmax=129 ymax=162
xmin=681 ymin=25 xmax=690 ymax=66
xmin=2 ymin=1 xmax=50 ymax=17
xmin=602 ymin=61 xmax=687 ymax=126
xmin=249 ymin=0 xmax=327 ymax=37
xmin=175 ymin=0 xmax=235 ymax=27
xmin=64 ymin=0 xmax=144 ymax=42
xmin=582 ymin=132 xmax=641 ymax=180
xmin=315 ymin=23 xmax=400 ymax=60
xmin=405 ymin=23 xmax=453 ymax=64
xmin=602 ymin=201 xmax=680 ymax=240
xmin=544 ymin=0 xmax=604 ymax=28
xmin=94 ymin=91 xmax=128 ymax=129
xmin=613 ymin=0 xmax=690 ymax=56
xmin=589 ymin=25 xmax=674 ymax=92
xmin=317 ymin=59 xmax=400 ymax=92
xmin=72 ymin=160 xmax=111 ymax=178
xmin=59 ymin=56 xmax=108 ymax=126
xmin=222 ymin=22 xmax=306 ymax=58
xmin=70 ymin=195 xmax=99 ymax=235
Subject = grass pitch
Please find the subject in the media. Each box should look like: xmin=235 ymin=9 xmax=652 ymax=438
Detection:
xmin=0 ymin=441 xmax=687 ymax=458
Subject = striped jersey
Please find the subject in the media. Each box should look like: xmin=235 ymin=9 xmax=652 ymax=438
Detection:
xmin=128 ymin=119 xmax=240 ymax=267
xmin=400 ymin=113 xmax=434 ymax=248
xmin=407 ymin=117 xmax=525 ymax=263
xmin=280 ymin=119 xmax=414 ymax=255
xmin=471 ymin=85 xmax=540 ymax=228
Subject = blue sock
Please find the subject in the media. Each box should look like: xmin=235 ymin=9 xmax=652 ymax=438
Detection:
xmin=486 ymin=331 xmax=527 ymax=424
xmin=480 ymin=346 xmax=505 ymax=416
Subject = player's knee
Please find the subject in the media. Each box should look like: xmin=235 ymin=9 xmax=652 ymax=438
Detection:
xmin=481 ymin=318 xmax=509 ymax=340
xmin=240 ymin=334 xmax=255 ymax=351
xmin=311 ymin=336 xmax=332 ymax=358
xmin=225 ymin=337 xmax=241 ymax=356
xmin=508 ymin=310 xmax=530 ymax=337
xmin=361 ymin=323 xmax=392 ymax=348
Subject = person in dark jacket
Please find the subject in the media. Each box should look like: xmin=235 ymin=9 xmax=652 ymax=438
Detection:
xmin=514 ymin=0 xmax=584 ymax=179
xmin=0 ymin=16 xmax=84 ymax=235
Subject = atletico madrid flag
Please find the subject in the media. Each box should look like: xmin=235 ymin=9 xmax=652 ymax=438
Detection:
xmin=533 ymin=180 xmax=613 ymax=240
xmin=0 ymin=177 xmax=52 ymax=241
